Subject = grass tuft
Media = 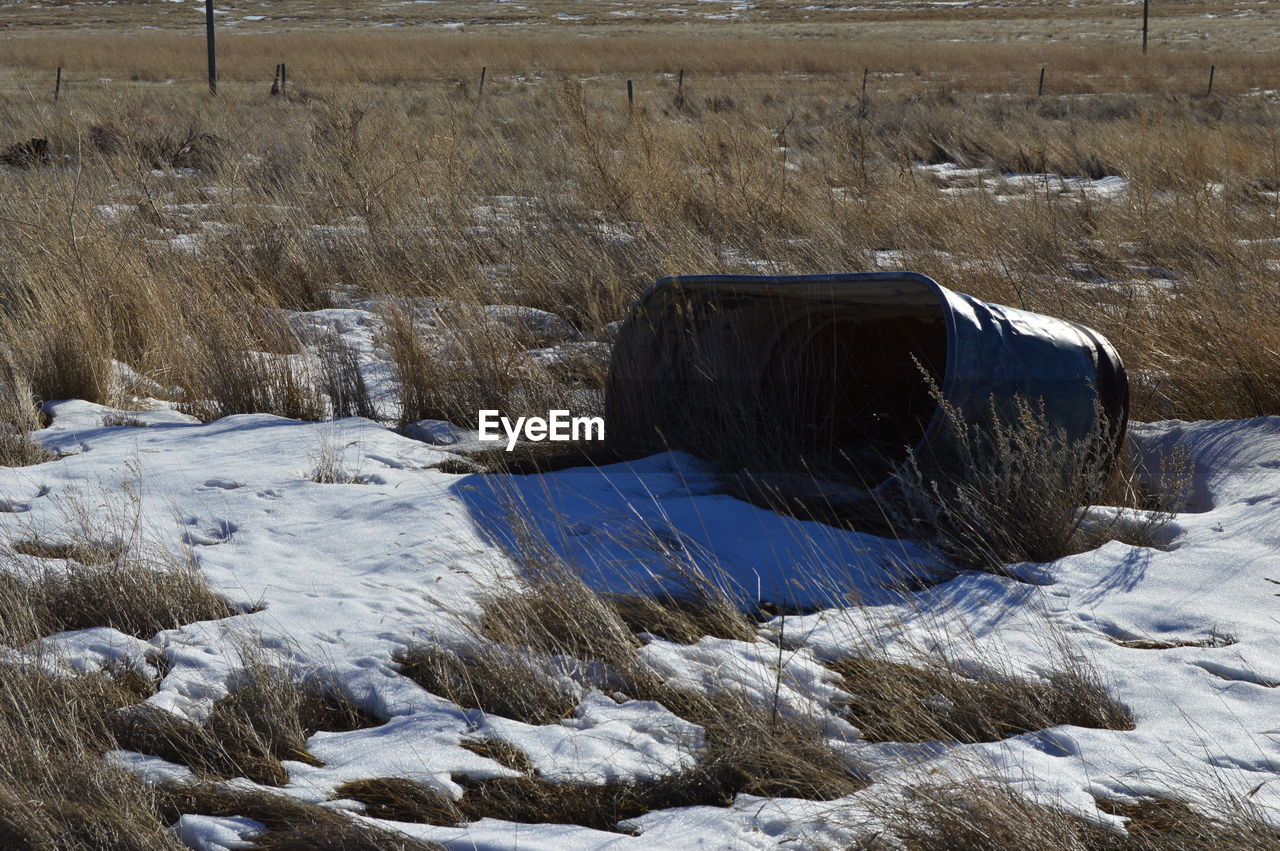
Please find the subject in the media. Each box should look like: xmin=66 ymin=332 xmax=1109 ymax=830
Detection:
xmin=161 ymin=784 xmax=444 ymax=850
xmin=0 ymin=660 xmax=183 ymax=850
xmin=332 ymin=778 xmax=461 ymax=825
xmin=396 ymin=644 xmax=578 ymax=726
xmin=116 ymin=656 xmax=381 ymax=787
xmin=829 ymin=656 xmax=1133 ymax=744
xmin=0 ymin=538 xmax=233 ymax=646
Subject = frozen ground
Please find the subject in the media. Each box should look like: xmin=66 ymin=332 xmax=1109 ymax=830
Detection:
xmin=3 ymin=383 xmax=1280 ymax=846
xmin=13 ymin=162 xmax=1280 ymax=844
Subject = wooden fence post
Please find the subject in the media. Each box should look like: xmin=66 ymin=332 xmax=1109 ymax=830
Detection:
xmin=1206 ymin=64 xmax=1215 ymax=96
xmin=627 ymin=78 xmax=634 ymax=110
xmin=280 ymin=62 xmax=287 ymax=96
xmin=54 ymin=67 xmax=62 ymax=102
xmin=678 ymin=69 xmax=684 ymax=95
xmin=1038 ymin=66 xmax=1045 ymax=96
xmin=478 ymin=66 xmax=486 ymax=98
xmin=205 ymin=0 xmax=217 ymax=95
xmin=859 ymin=68 xmax=869 ymax=117
xmin=1142 ymin=0 xmax=1149 ymax=53
xmin=271 ymin=64 xmax=280 ymax=96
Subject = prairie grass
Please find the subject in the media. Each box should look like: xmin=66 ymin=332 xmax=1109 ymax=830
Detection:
xmin=399 ymin=531 xmax=868 ymax=819
xmin=830 ymin=655 xmax=1132 ymax=744
xmin=0 ymin=516 xmax=234 ymax=646
xmin=875 ymin=779 xmax=1280 ymax=851
xmin=116 ymin=653 xmax=379 ymax=787
xmin=883 ymin=387 xmax=1195 ymax=570
xmin=0 ymin=362 xmax=54 ymax=467
xmin=161 ymin=783 xmax=444 ymax=850
xmin=2 ymin=31 xmax=1280 ymax=85
xmin=0 ymin=657 xmax=182 ymax=850
xmin=0 ymin=68 xmax=1274 ymax=430
xmin=396 ymin=643 xmax=580 ymax=725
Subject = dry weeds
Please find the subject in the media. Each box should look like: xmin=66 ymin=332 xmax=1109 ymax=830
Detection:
xmin=396 ymin=643 xmax=580 ymax=726
xmin=830 ymin=655 xmax=1133 ymax=744
xmin=0 ymin=659 xmax=182 ymax=850
xmin=0 ymin=533 xmax=234 ymax=646
xmin=0 ymin=22 xmax=1273 ymax=848
xmin=877 ymin=780 xmax=1280 ymax=851
xmin=887 ymin=394 xmax=1191 ymax=570
xmin=0 ymin=66 xmax=1273 ymax=430
xmin=161 ymin=783 xmax=444 ymax=850
xmin=116 ymin=655 xmax=380 ymax=787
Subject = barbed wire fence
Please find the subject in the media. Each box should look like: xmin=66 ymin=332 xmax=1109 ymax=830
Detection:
xmin=0 ymin=61 xmax=1270 ymax=107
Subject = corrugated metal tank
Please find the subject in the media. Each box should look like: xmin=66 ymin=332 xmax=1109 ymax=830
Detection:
xmin=605 ymin=272 xmax=1128 ymax=501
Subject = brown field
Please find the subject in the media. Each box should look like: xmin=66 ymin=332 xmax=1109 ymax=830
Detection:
xmin=0 ymin=33 xmax=1276 ymax=424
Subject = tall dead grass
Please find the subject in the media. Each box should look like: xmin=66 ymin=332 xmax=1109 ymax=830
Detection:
xmin=874 ymin=778 xmax=1280 ymax=851
xmin=397 ymin=531 xmax=868 ymax=822
xmin=0 ymin=71 xmax=1274 ymax=430
xmin=0 ymin=658 xmax=184 ymax=850
xmin=3 ymin=32 xmax=1280 ymax=87
xmin=116 ymin=653 xmax=379 ymax=787
xmin=0 ymin=495 xmax=235 ymax=646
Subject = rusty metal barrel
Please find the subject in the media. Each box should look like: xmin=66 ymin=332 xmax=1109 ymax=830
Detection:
xmin=605 ymin=272 xmax=1128 ymax=501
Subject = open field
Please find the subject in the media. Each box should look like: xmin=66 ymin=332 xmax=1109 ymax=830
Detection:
xmin=1 ymin=0 xmax=1279 ymax=51
xmin=1 ymin=2 xmax=1280 ymax=849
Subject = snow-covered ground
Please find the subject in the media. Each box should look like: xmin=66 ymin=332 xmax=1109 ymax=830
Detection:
xmin=4 ymin=386 xmax=1280 ymax=846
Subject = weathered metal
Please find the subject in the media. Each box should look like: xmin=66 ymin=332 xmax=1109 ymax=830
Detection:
xmin=605 ymin=272 xmax=1128 ymax=499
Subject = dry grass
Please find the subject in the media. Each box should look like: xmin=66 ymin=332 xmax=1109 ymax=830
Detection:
xmin=0 ymin=61 xmax=1274 ymax=433
xmin=1096 ymin=795 xmax=1280 ymax=850
xmin=0 ymin=525 xmax=234 ymax=647
xmin=161 ymin=783 xmax=444 ymax=850
xmin=407 ymin=527 xmax=870 ymax=806
xmin=0 ymin=647 xmax=426 ymax=849
xmin=381 ymin=302 xmax=578 ymax=430
xmin=397 ymin=643 xmax=580 ymax=726
xmin=875 ymin=780 xmax=1280 ymax=851
xmin=607 ymin=591 xmax=757 ymax=645
xmin=3 ymin=30 xmax=1280 ymax=83
xmin=306 ymin=428 xmax=379 ymax=483
xmin=452 ymin=770 xmax=736 ymax=834
xmin=398 ymin=546 xmax=867 ymax=825
xmin=116 ymin=655 xmax=380 ymax=787
xmin=0 ymin=360 xmax=55 ymax=467
xmin=830 ymin=655 xmax=1133 ymax=744
xmin=333 ymin=778 xmax=461 ymax=825
xmin=459 ymin=736 xmax=538 ymax=774
xmin=886 ymin=394 xmax=1191 ymax=570
xmin=0 ymin=658 xmax=183 ymax=850
xmin=315 ymin=331 xmax=378 ymax=420
xmin=0 ymin=21 xmax=1274 ymax=847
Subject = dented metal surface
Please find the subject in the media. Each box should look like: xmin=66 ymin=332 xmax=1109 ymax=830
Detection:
xmin=606 ymin=272 xmax=1128 ymax=497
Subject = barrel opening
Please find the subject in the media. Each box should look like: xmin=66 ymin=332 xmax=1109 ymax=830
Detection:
xmin=767 ymin=301 xmax=948 ymax=485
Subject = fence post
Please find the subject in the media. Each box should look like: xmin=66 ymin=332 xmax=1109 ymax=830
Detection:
xmin=1038 ymin=66 xmax=1045 ymax=96
xmin=205 ymin=0 xmax=217 ymax=95
xmin=1206 ymin=64 xmax=1215 ymax=96
xmin=627 ymin=78 xmax=634 ymax=110
xmin=678 ymin=68 xmax=684 ymax=95
xmin=271 ymin=64 xmax=280 ymax=96
xmin=280 ymin=62 xmax=287 ymax=96
xmin=1142 ymin=0 xmax=1149 ymax=53
xmin=859 ymin=68 xmax=869 ymax=117
xmin=478 ymin=66 xmax=486 ymax=98
xmin=54 ymin=67 xmax=62 ymax=102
